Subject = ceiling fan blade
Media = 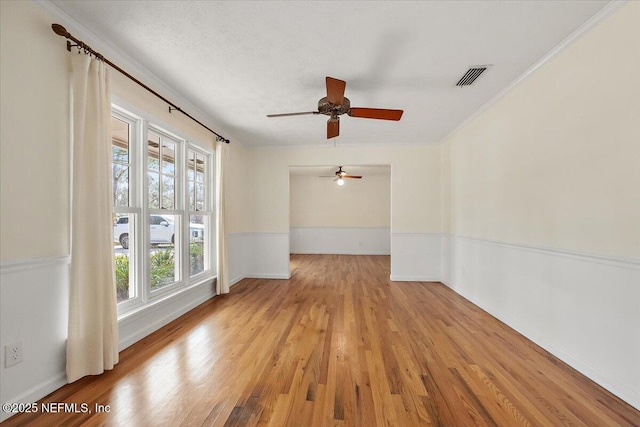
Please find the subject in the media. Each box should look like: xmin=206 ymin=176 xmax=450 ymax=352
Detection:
xmin=327 ymin=118 xmax=340 ymax=139
xmin=348 ymin=107 xmax=404 ymax=121
xmin=266 ymin=111 xmax=319 ymax=118
xmin=343 ymin=175 xmax=362 ymax=179
xmin=326 ymin=77 xmax=346 ymax=105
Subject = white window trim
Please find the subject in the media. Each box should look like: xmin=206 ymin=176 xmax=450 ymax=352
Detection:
xmin=112 ymin=108 xmax=143 ymax=314
xmin=112 ymin=103 xmax=216 ymax=319
xmin=186 ymin=144 xmax=216 ymax=280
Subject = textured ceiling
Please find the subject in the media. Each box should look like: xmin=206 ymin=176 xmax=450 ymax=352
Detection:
xmin=51 ymin=1 xmax=608 ymax=147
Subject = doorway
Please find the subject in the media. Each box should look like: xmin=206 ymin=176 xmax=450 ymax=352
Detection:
xmin=288 ymin=165 xmax=391 ymax=276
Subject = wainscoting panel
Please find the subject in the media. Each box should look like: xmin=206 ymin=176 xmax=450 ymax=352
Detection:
xmin=0 ymin=256 xmax=70 ymax=422
xmin=390 ymin=233 xmax=442 ymax=281
xmin=228 ymin=232 xmax=291 ymax=285
xmin=290 ymin=226 xmax=390 ymax=255
xmin=228 ymin=233 xmax=251 ymax=286
xmin=0 ymin=256 xmax=218 ymax=422
xmin=247 ymin=233 xmax=291 ymax=279
xmin=443 ymin=235 xmax=640 ymax=410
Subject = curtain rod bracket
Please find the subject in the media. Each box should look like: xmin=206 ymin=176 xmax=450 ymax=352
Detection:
xmin=51 ymin=23 xmax=231 ymax=144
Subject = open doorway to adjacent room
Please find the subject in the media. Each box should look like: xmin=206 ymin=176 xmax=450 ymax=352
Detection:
xmin=288 ymin=165 xmax=391 ymax=277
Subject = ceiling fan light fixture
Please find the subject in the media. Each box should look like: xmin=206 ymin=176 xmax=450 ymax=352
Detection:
xmin=267 ymin=76 xmax=403 ymax=139
xmin=336 ymin=178 xmax=345 ymax=186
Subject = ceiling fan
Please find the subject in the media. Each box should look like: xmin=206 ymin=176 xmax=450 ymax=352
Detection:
xmin=267 ymin=76 xmax=403 ymax=139
xmin=320 ymin=166 xmax=362 ymax=186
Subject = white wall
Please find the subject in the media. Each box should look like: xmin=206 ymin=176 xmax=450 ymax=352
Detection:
xmin=0 ymin=1 xmax=70 ymax=259
xmin=0 ymin=2 xmax=219 ymax=418
xmin=0 ymin=3 xmax=72 ymax=417
xmin=4 ymin=0 xmax=637 ymax=417
xmin=442 ymin=2 xmax=640 ymax=409
xmin=290 ymin=173 xmax=390 ymax=227
xmin=290 ymin=227 xmax=391 ymax=255
xmin=236 ymin=144 xmax=443 ymax=281
xmin=444 ymin=7 xmax=640 ymax=259
xmin=290 ymin=172 xmax=390 ymax=255
xmin=225 ymin=142 xmax=253 ymax=234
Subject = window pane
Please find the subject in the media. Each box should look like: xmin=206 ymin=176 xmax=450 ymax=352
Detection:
xmin=113 ymin=213 xmax=134 ymax=303
xmin=112 ymin=146 xmax=128 ymax=163
xmin=148 ymin=155 xmax=159 ymax=172
xmin=162 ymin=175 xmax=175 ymax=209
xmin=189 ymin=181 xmax=195 ymax=211
xmin=162 ymin=140 xmax=175 ymax=175
xmin=148 ymin=130 xmax=161 ymax=172
xmin=189 ymin=214 xmax=206 ymax=276
xmin=112 ymin=165 xmax=129 ymax=207
xmin=148 ymin=172 xmax=160 ymax=208
xmin=196 ymin=183 xmax=205 ymax=211
xmin=188 ymin=152 xmax=195 ymax=181
xmin=111 ymin=117 xmax=129 ymax=163
xmin=149 ymin=214 xmax=178 ymax=290
xmin=150 ymin=215 xmax=165 ymax=225
xmin=112 ymin=117 xmax=130 ymax=207
xmin=196 ymin=154 xmax=205 ymax=183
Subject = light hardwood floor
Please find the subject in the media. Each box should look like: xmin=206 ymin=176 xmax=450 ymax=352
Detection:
xmin=3 ymin=254 xmax=639 ymax=426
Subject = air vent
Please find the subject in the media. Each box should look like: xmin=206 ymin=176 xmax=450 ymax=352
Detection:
xmin=455 ymin=66 xmax=490 ymax=86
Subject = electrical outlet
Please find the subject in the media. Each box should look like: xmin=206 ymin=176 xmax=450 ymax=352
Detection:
xmin=5 ymin=342 xmax=23 ymax=368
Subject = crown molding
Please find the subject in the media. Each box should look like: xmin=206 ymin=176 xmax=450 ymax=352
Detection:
xmin=36 ymin=0 xmax=243 ymax=146
xmin=440 ymin=0 xmax=628 ymax=145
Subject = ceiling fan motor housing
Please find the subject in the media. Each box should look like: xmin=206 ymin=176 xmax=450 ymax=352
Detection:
xmin=318 ymin=96 xmax=350 ymax=117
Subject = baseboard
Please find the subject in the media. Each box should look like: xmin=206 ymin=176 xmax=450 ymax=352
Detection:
xmin=291 ymin=251 xmax=390 ymax=255
xmin=228 ymin=232 xmax=291 ymax=284
xmin=245 ymin=273 xmax=291 ymax=280
xmin=1 ymin=255 xmax=70 ymax=422
xmin=0 ymin=373 xmax=67 ymax=422
xmin=390 ymin=275 xmax=441 ymax=282
xmin=229 ymin=275 xmax=246 ymax=286
xmin=472 ymin=293 xmax=640 ymax=412
xmin=547 ymin=342 xmax=640 ymax=411
xmin=444 ymin=233 xmax=640 ymax=410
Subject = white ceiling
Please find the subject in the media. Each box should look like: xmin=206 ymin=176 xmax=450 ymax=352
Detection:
xmin=51 ymin=0 xmax=609 ymax=147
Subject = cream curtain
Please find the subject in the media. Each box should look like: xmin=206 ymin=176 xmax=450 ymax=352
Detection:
xmin=215 ymin=140 xmax=230 ymax=294
xmin=67 ymin=53 xmax=119 ymax=382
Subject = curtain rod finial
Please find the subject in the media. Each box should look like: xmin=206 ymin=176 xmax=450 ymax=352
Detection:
xmin=52 ymin=23 xmax=69 ymax=38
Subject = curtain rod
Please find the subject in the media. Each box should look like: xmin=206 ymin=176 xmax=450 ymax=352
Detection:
xmin=51 ymin=23 xmax=230 ymax=144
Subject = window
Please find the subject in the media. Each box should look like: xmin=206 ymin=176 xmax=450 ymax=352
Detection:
xmin=187 ymin=149 xmax=211 ymax=277
xmin=111 ymin=113 xmax=138 ymax=306
xmin=111 ymin=106 xmax=215 ymax=315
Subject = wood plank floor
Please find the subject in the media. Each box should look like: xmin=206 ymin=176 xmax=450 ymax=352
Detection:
xmin=4 ymin=254 xmax=639 ymax=426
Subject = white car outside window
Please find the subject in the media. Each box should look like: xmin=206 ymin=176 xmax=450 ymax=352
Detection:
xmin=113 ymin=215 xmax=204 ymax=249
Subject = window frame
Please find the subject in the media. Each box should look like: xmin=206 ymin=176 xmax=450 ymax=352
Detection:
xmin=144 ymin=124 xmax=184 ymax=299
xmin=111 ymin=103 xmax=216 ymax=318
xmin=111 ymin=108 xmax=144 ymax=313
xmin=186 ymin=145 xmax=215 ymax=280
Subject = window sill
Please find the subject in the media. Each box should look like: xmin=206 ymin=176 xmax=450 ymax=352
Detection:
xmin=118 ymin=274 xmax=217 ymax=324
